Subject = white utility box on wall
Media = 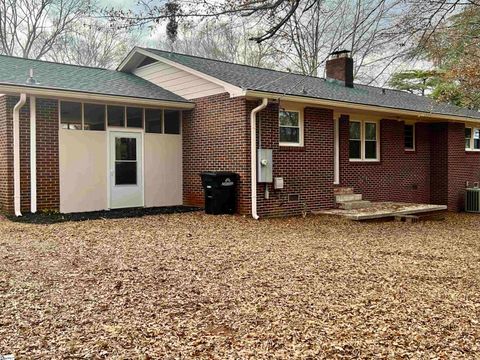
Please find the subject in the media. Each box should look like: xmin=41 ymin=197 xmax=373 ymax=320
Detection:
xmin=257 ymin=149 xmax=273 ymax=183
xmin=274 ymin=177 xmax=284 ymax=190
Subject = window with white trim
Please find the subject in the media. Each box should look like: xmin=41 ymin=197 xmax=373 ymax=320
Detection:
xmin=465 ymin=127 xmax=480 ymax=151
xmin=279 ymin=110 xmax=303 ymax=146
xmin=404 ymin=123 xmax=415 ymax=151
xmin=349 ymin=120 xmax=379 ymax=161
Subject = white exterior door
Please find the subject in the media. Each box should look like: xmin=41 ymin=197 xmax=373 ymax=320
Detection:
xmin=109 ymin=131 xmax=143 ymax=209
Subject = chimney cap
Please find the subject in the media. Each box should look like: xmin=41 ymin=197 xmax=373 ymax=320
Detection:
xmin=329 ymin=50 xmax=351 ymax=59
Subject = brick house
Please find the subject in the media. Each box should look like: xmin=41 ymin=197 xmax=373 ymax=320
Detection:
xmin=0 ymin=48 xmax=479 ymax=218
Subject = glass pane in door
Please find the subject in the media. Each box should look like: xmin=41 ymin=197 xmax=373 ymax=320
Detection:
xmin=115 ymin=137 xmax=137 ymax=185
xmin=115 ymin=162 xmax=137 ymax=185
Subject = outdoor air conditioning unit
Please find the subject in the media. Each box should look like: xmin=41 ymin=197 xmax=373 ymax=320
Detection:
xmin=465 ymin=188 xmax=480 ymax=213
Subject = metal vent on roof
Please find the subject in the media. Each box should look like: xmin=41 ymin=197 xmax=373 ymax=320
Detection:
xmin=26 ymin=68 xmax=38 ymax=85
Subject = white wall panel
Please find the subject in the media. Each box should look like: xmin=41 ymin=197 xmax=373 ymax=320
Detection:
xmin=59 ymin=130 xmax=108 ymax=213
xmin=144 ymin=133 xmax=183 ymax=207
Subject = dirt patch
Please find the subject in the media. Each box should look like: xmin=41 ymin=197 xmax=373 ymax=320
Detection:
xmin=0 ymin=212 xmax=479 ymax=358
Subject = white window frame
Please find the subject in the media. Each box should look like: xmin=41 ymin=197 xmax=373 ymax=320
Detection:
xmin=404 ymin=122 xmax=415 ymax=151
xmin=349 ymin=119 xmax=380 ymax=162
xmin=465 ymin=126 xmax=480 ymax=152
xmin=279 ymin=109 xmax=304 ymax=147
xmin=59 ymin=100 xmax=182 ymax=135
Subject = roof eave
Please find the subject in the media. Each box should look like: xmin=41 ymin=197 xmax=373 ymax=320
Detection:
xmin=245 ymin=90 xmax=480 ymax=123
xmin=119 ymin=48 xmax=245 ymax=97
xmin=0 ymin=83 xmax=195 ymax=109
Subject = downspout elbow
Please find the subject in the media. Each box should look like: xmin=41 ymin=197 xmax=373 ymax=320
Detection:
xmin=250 ymin=98 xmax=268 ymax=220
xmin=13 ymin=93 xmax=27 ymax=217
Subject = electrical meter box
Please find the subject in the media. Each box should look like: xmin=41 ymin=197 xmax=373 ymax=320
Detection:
xmin=257 ymin=149 xmax=273 ymax=183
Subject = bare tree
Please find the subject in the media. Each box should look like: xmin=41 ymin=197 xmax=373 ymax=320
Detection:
xmin=0 ymin=0 xmax=91 ymax=59
xmin=47 ymin=19 xmax=138 ymax=68
xmin=106 ymin=0 xmax=480 ymax=44
xmin=157 ymin=18 xmax=281 ymax=68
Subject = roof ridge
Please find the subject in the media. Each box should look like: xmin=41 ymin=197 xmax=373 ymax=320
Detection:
xmin=142 ymin=47 xmax=407 ymax=94
xmin=0 ymin=54 xmax=115 ymax=72
xmin=142 ymin=47 xmax=330 ymax=81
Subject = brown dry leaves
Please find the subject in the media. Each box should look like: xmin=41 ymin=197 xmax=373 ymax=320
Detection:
xmin=0 ymin=212 xmax=479 ymax=359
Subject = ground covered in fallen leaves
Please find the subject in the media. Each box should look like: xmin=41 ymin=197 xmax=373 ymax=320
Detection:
xmin=1 ymin=212 xmax=479 ymax=359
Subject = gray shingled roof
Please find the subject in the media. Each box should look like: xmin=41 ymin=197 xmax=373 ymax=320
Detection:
xmin=0 ymin=55 xmax=190 ymax=104
xmin=143 ymin=48 xmax=480 ymax=120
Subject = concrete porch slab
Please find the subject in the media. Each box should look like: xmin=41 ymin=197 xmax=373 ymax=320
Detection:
xmin=314 ymin=202 xmax=448 ymax=221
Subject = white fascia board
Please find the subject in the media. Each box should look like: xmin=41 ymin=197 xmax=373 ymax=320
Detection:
xmin=116 ymin=46 xmax=142 ymax=72
xmin=0 ymin=84 xmax=195 ymax=109
xmin=245 ymin=90 xmax=480 ymax=123
xmin=123 ymin=48 xmax=245 ymax=98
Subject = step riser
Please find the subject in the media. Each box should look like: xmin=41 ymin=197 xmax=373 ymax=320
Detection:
xmin=339 ymin=200 xmax=372 ymax=210
xmin=334 ymin=187 xmax=354 ymax=195
xmin=336 ymin=194 xmax=362 ymax=202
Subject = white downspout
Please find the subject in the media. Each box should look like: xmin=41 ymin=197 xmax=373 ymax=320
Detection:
xmin=13 ymin=93 xmax=27 ymax=217
xmin=334 ymin=114 xmax=340 ymax=185
xmin=30 ymin=96 xmax=37 ymax=213
xmin=250 ymin=98 xmax=268 ymax=220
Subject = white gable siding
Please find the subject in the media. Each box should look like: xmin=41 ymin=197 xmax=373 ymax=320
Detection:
xmin=133 ymin=61 xmax=226 ymax=99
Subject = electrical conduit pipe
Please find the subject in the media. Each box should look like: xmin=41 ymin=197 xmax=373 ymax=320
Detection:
xmin=250 ymin=98 xmax=268 ymax=220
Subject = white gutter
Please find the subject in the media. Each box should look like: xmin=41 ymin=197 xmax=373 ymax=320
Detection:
xmin=30 ymin=96 xmax=37 ymax=213
xmin=13 ymin=93 xmax=27 ymax=216
xmin=250 ymin=98 xmax=268 ymax=220
xmin=245 ymin=90 xmax=480 ymax=124
xmin=0 ymin=84 xmax=194 ymax=110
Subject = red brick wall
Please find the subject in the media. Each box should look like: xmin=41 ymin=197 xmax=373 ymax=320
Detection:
xmin=184 ymin=96 xmax=336 ymax=217
xmin=252 ymin=103 xmax=335 ymax=217
xmin=183 ymin=93 xmax=251 ymax=214
xmin=184 ymin=95 xmax=480 ymax=217
xmin=0 ymin=96 xmax=12 ymax=213
xmin=339 ymin=116 xmax=432 ymax=204
xmin=429 ymin=123 xmax=448 ymax=206
xmin=35 ymin=98 xmax=60 ymax=211
xmin=0 ymin=96 xmax=59 ymax=214
xmin=446 ymin=122 xmax=480 ymax=211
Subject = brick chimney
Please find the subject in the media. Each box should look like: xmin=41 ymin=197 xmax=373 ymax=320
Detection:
xmin=325 ymin=50 xmax=354 ymax=88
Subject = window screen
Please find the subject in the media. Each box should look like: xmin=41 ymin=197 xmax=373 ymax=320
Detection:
xmin=145 ymin=109 xmax=163 ymax=133
xmin=164 ymin=110 xmax=181 ymax=134
xmin=127 ymin=107 xmax=143 ymax=128
xmin=84 ymin=103 xmax=105 ymax=131
xmin=60 ymin=101 xmax=82 ymax=130
xmin=404 ymin=124 xmax=414 ymax=150
xmin=107 ymin=105 xmax=125 ymax=127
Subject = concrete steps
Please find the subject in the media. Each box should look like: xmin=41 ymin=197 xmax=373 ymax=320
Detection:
xmin=334 ymin=187 xmax=354 ymax=195
xmin=338 ymin=200 xmax=372 ymax=210
xmin=336 ymin=193 xmax=363 ymax=202
xmin=334 ymin=187 xmax=372 ymax=210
